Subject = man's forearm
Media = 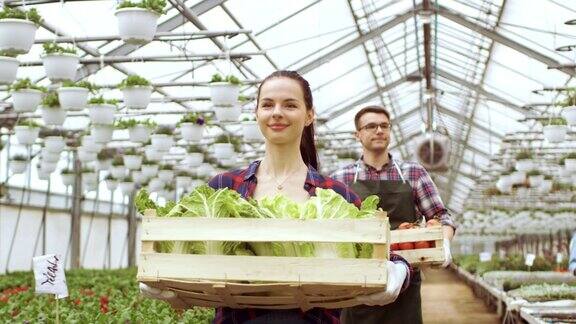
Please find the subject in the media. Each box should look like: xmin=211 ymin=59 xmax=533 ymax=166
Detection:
xmin=443 ymin=225 xmax=455 ymax=241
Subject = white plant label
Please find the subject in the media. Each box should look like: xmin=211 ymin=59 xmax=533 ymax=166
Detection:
xmin=33 ymin=254 xmax=68 ymax=299
xmin=479 ymin=252 xmax=492 ymax=262
xmin=524 ymin=253 xmax=536 ymax=267
xmin=556 ymin=253 xmax=564 ymax=263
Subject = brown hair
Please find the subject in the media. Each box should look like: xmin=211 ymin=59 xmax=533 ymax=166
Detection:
xmin=256 ymin=70 xmax=318 ymax=170
xmin=354 ymin=105 xmax=391 ymax=130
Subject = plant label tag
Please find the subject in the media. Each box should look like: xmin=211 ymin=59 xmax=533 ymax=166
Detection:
xmin=524 ymin=253 xmax=536 ymax=267
xmin=556 ymin=253 xmax=564 ymax=263
xmin=33 ymin=254 xmax=68 ymax=299
xmin=479 ymin=252 xmax=492 ymax=262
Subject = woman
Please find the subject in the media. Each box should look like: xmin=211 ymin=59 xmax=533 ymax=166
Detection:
xmin=207 ymin=70 xmax=412 ymax=324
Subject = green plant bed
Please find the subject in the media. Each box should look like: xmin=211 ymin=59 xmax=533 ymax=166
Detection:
xmin=482 ymin=271 xmax=576 ymax=291
xmin=507 ymin=284 xmax=576 ymax=302
xmin=454 ymin=254 xmax=556 ymax=276
xmin=0 ymin=268 xmax=214 ymax=322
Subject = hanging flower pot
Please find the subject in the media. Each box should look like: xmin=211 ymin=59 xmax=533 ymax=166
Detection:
xmin=9 ymin=157 xmax=28 ymax=174
xmin=119 ymin=180 xmax=136 ymax=195
xmin=44 ymin=136 xmax=65 ymax=153
xmin=115 ymin=7 xmax=161 ymax=44
xmin=57 ymin=86 xmax=89 ymax=111
xmin=127 ymin=123 xmax=154 ymax=143
xmin=110 ymin=165 xmax=127 ymax=179
xmin=78 ymin=147 xmax=97 ymax=162
xmin=12 ymin=85 xmax=44 ymax=113
xmin=61 ymin=170 xmax=75 ymax=186
xmin=82 ymin=170 xmax=98 ymax=186
xmin=539 ymin=179 xmax=553 ymax=193
xmin=41 ymin=148 xmax=61 ymax=163
xmin=178 ymin=112 xmax=208 ymax=142
xmin=528 ymin=175 xmax=544 ymax=188
xmin=560 ymin=167 xmax=572 ymax=178
xmin=91 ymin=124 xmax=114 ymax=144
xmin=0 ymin=56 xmax=18 ymax=84
xmin=150 ymin=127 xmax=174 ymax=151
xmin=510 ymin=171 xmax=526 ymax=185
xmin=185 ymin=151 xmax=204 ymax=168
xmin=141 ymin=163 xmax=159 ymax=178
xmin=158 ymin=165 xmax=174 ymax=182
xmin=144 ymin=145 xmax=162 ymax=161
xmin=40 ymin=161 xmax=58 ymax=173
xmin=123 ymin=151 xmax=143 ymax=170
xmin=133 ymin=171 xmax=146 ymax=185
xmin=209 ymin=74 xmax=241 ymax=106
xmin=105 ymin=177 xmax=118 ymax=191
xmin=175 ymin=171 xmax=192 ymax=189
xmin=95 ymin=158 xmax=112 ymax=171
xmin=0 ymin=8 xmax=40 ymax=55
xmin=542 ymin=118 xmax=568 ymax=143
xmin=561 ymin=106 xmax=576 ymax=126
xmin=148 ymin=178 xmax=164 ymax=192
xmin=42 ymin=54 xmax=79 ymax=82
xmin=14 ymin=120 xmax=41 ymax=145
xmin=41 ymin=106 xmax=67 ymax=126
xmin=213 ymin=105 xmax=241 ymax=122
xmin=565 ymin=155 xmax=576 ymax=171
xmin=81 ymin=135 xmax=102 ymax=153
xmin=117 ymin=75 xmax=153 ymax=109
xmin=213 ymin=143 xmax=235 ymax=159
xmin=88 ymin=103 xmax=116 ymax=125
xmin=241 ymin=120 xmax=263 ymax=141
xmin=196 ymin=163 xmax=214 ymax=178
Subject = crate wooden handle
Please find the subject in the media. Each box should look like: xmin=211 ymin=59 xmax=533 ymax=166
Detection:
xmin=142 ymin=209 xmax=157 ymax=253
xmin=371 ymin=210 xmax=389 ymax=260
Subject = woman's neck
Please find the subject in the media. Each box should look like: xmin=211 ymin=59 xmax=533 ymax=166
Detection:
xmin=362 ymin=149 xmax=389 ymax=171
xmin=261 ymin=141 xmax=306 ymax=175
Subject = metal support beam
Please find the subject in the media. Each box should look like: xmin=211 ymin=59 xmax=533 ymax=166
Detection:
xmin=33 ymin=30 xmax=251 ymax=44
xmin=436 ymin=104 xmax=504 ymax=139
xmin=127 ymin=192 xmax=137 ymax=267
xmin=70 ymin=151 xmax=82 ymax=269
xmin=389 ymin=131 xmax=491 ymax=159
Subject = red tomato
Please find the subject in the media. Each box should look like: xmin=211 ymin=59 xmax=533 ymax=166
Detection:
xmin=414 ymin=241 xmax=430 ymax=249
xmin=426 ymin=219 xmax=441 ymax=227
xmin=398 ymin=242 xmax=415 ymax=250
xmin=390 ymin=243 xmax=400 ymax=251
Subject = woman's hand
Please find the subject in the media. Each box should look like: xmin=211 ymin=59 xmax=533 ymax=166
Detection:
xmin=355 ymin=261 xmax=408 ymax=306
xmin=139 ymin=283 xmax=177 ymax=300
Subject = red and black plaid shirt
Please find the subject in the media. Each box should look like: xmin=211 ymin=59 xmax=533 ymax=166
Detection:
xmin=208 ymin=160 xmax=411 ymax=324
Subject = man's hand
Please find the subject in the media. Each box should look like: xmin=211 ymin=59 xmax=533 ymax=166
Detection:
xmin=442 ymin=238 xmax=452 ymax=268
xmin=139 ymin=283 xmax=177 ymax=300
xmin=355 ymin=261 xmax=408 ymax=306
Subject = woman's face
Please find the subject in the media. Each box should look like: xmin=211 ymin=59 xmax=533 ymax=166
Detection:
xmin=256 ymin=77 xmax=314 ymax=145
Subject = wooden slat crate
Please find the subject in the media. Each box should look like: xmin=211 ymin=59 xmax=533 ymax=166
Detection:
xmin=137 ymin=210 xmax=390 ymax=310
xmin=390 ymin=226 xmax=445 ymax=265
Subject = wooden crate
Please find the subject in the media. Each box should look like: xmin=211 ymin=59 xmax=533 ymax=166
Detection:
xmin=137 ymin=210 xmax=390 ymax=310
xmin=390 ymin=226 xmax=445 ymax=265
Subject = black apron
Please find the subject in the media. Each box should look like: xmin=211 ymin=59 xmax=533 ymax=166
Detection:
xmin=341 ymin=160 xmax=423 ymax=324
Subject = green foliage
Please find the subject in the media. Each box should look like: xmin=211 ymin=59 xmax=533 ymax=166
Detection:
xmin=118 ymin=75 xmax=151 ymax=89
xmin=124 ymin=147 xmax=138 ymax=156
xmin=42 ymin=42 xmax=77 ymax=55
xmin=88 ymin=96 xmax=119 ymax=106
xmin=10 ymin=78 xmax=47 ymax=92
xmin=178 ymin=112 xmax=208 ymax=126
xmin=187 ymin=145 xmax=203 ymax=153
xmin=81 ymin=167 xmax=95 ymax=173
xmin=154 ymin=126 xmax=173 ymax=136
xmin=557 ymin=88 xmax=576 ymax=107
xmin=117 ymin=0 xmax=167 ymax=15
xmin=122 ymin=175 xmax=133 ymax=182
xmin=526 ymin=170 xmax=541 ymax=176
xmin=213 ymin=134 xmax=241 ymax=151
xmin=541 ymin=117 xmax=567 ymax=126
xmin=454 ymin=254 xmax=557 ymax=276
xmin=210 ymin=73 xmax=242 ymax=85
xmin=111 ymin=156 xmax=124 ymax=166
xmin=61 ymin=80 xmax=98 ymax=93
xmin=96 ymin=150 xmax=114 ymax=161
xmin=41 ymin=91 xmax=60 ymax=108
xmin=61 ymin=168 xmax=74 ymax=174
xmin=0 ymin=7 xmax=42 ymax=25
xmin=164 ymin=183 xmax=175 ymax=191
xmin=176 ymin=170 xmax=191 ymax=177
xmin=11 ymin=154 xmax=28 ymax=161
xmin=17 ymin=119 xmax=41 ymax=128
xmin=337 ymin=151 xmax=360 ymax=160
xmin=159 ymin=164 xmax=173 ymax=170
xmin=115 ymin=118 xmax=156 ymax=129
xmin=0 ymin=50 xmax=18 ymax=57
xmin=515 ymin=150 xmax=532 ymax=160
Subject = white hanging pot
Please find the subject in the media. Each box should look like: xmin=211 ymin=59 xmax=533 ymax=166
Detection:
xmin=0 ymin=19 xmax=37 ymax=55
xmin=148 ymin=178 xmax=164 ymax=192
xmin=543 ymin=125 xmax=567 ymax=143
xmin=81 ymin=135 xmax=102 ymax=153
xmin=242 ymin=121 xmax=263 ymax=141
xmin=57 ymin=87 xmax=89 ymax=111
xmin=41 ymin=148 xmax=61 ymax=163
xmin=158 ymin=170 xmax=174 ymax=182
xmin=511 ymin=171 xmax=526 ymax=185
xmin=562 ymin=106 xmax=576 ymax=126
xmin=78 ymin=147 xmax=96 ymax=162
xmin=196 ymin=163 xmax=213 ymax=178
xmin=123 ymin=154 xmax=143 ymax=170
xmin=40 ymin=161 xmax=58 ymax=173
xmin=132 ymin=170 xmax=146 ymax=184
xmin=565 ymin=159 xmax=576 ymax=171
xmin=42 ymin=53 xmax=79 ymax=82
xmin=115 ymin=8 xmax=160 ymax=44
xmin=14 ymin=126 xmax=40 ymax=145
xmin=180 ymin=123 xmax=204 ymax=142
xmin=128 ymin=125 xmax=152 ymax=143
xmin=119 ymin=181 xmax=136 ymax=195
xmin=186 ymin=152 xmax=204 ymax=167
xmin=44 ymin=136 xmax=65 ymax=153
xmin=105 ymin=179 xmax=118 ymax=191
xmin=496 ymin=176 xmax=511 ymax=193
xmin=88 ymin=104 xmax=115 ymax=125
xmin=83 ymin=181 xmax=97 ymax=192
xmin=91 ymin=124 xmax=114 ymax=143
xmin=122 ymin=86 xmax=152 ymax=109
xmin=0 ymin=56 xmax=19 ymax=84
xmin=9 ymin=160 xmax=27 ymax=174
xmin=220 ymin=157 xmax=236 ymax=168
xmin=110 ymin=165 xmax=127 ymax=179
xmin=38 ymin=170 xmax=51 ymax=181
xmin=213 ymin=143 xmax=235 ymax=159
xmin=515 ymin=159 xmax=533 ymax=172
xmin=95 ymin=159 xmax=112 ymax=171
xmin=150 ymin=134 xmax=173 ymax=152
xmin=213 ymin=105 xmax=241 ymax=122
xmin=560 ymin=167 xmax=572 ymax=178
xmin=12 ymin=89 xmax=43 ymax=113
xmin=528 ymin=175 xmax=543 ymax=188
xmin=41 ymin=106 xmax=67 ymax=126
xmin=144 ymin=145 xmax=162 ymax=161
xmin=161 ymin=190 xmax=175 ymax=201
xmin=141 ymin=164 xmax=159 ymax=178
xmin=539 ymin=180 xmax=553 ymax=193
xmin=61 ymin=173 xmax=75 ymax=186
xmin=210 ymin=82 xmax=239 ymax=106
xmin=82 ymin=172 xmax=98 ymax=185
xmin=176 ymin=176 xmax=192 ymax=188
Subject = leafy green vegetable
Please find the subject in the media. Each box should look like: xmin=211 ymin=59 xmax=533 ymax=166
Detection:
xmin=0 ymin=7 xmax=42 ymax=25
xmin=118 ymin=75 xmax=151 ymax=89
xmin=42 ymin=42 xmax=77 ymax=55
xmin=117 ymin=0 xmax=167 ymax=15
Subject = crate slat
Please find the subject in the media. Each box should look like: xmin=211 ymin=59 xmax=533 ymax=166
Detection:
xmin=142 ymin=217 xmax=388 ymax=243
xmin=393 ymin=247 xmax=444 ymax=264
xmin=390 ymin=226 xmax=443 ymax=243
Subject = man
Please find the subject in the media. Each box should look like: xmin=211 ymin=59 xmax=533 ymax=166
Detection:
xmin=570 ymin=232 xmax=576 ymax=276
xmin=330 ymin=105 xmax=456 ymax=324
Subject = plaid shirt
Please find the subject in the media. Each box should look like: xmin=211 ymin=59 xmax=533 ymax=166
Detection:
xmin=330 ymin=154 xmax=456 ymax=230
xmin=208 ymin=160 xmax=411 ymax=324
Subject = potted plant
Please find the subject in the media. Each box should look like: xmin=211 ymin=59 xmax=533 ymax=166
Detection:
xmin=178 ymin=112 xmax=207 ymax=142
xmin=116 ymin=118 xmax=156 ymax=143
xmin=9 ymin=154 xmax=28 ymax=174
xmin=40 ymin=159 xmax=58 ymax=173
xmin=162 ymin=182 xmax=176 ymax=200
xmin=150 ymin=126 xmax=174 ymax=151
xmin=40 ymin=91 xmax=67 ymax=126
xmin=81 ymin=167 xmax=98 ymax=186
xmin=96 ymin=149 xmax=114 ymax=171
xmin=175 ymin=170 xmax=192 ymax=188
xmin=105 ymin=174 xmax=118 ymax=191
xmin=0 ymin=7 xmax=41 ymax=55
xmin=210 ymin=73 xmax=241 ymax=106
xmin=158 ymin=163 xmax=174 ymax=182
xmin=132 ymin=170 xmax=146 ymax=184
xmin=40 ymin=147 xmax=60 ymax=163
xmin=57 ymin=80 xmax=97 ymax=111
xmin=41 ymin=42 xmax=79 ymax=82
xmin=147 ymin=177 xmax=164 ymax=192
xmin=118 ymin=75 xmax=152 ymax=109
xmin=514 ymin=150 xmax=533 ymax=171
xmin=542 ymin=117 xmax=568 ymax=143
xmin=212 ymin=134 xmax=240 ymax=159
xmin=144 ymin=142 xmax=162 ymax=161
xmin=559 ymin=89 xmax=576 ymax=126
xmin=119 ymin=175 xmax=136 ymax=194
xmin=87 ymin=96 xmax=118 ymax=125
xmin=10 ymin=78 xmax=46 ymax=113
xmin=81 ymin=134 xmax=102 ymax=153
xmin=123 ymin=147 xmax=143 ymax=170
xmin=91 ymin=123 xmax=114 ymax=144
xmin=240 ymin=115 xmax=263 ymax=141
xmin=562 ymin=152 xmax=576 ymax=171
xmin=0 ymin=50 xmax=18 ymax=85
xmin=77 ymin=145 xmax=97 ymax=163
xmin=538 ymin=174 xmax=554 ymax=193
xmin=41 ymin=128 xmax=65 ymax=153
xmin=141 ymin=158 xmax=159 ymax=178
xmin=14 ymin=119 xmax=41 ymax=145
xmin=526 ymin=170 xmax=544 ymax=188
xmin=115 ymin=0 xmax=166 ymax=44
xmin=110 ymin=156 xmax=127 ymax=179
xmin=186 ymin=145 xmax=204 ymax=167
xmin=61 ymin=168 xmax=75 ymax=186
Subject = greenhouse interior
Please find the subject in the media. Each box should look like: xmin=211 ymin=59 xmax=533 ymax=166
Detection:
xmin=0 ymin=0 xmax=575 ymax=323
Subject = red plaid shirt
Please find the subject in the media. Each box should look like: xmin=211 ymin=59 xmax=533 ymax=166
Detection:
xmin=208 ymin=160 xmax=411 ymax=324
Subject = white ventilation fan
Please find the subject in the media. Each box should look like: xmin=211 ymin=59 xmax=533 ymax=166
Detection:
xmin=414 ymin=132 xmax=451 ymax=172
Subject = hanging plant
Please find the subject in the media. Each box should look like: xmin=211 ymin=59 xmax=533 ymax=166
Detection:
xmin=87 ymin=96 xmax=118 ymax=125
xmin=10 ymin=78 xmax=46 ymax=113
xmin=116 ymin=118 xmax=156 ymax=143
xmin=141 ymin=158 xmax=159 ymax=178
xmin=14 ymin=119 xmax=42 ymax=145
xmin=41 ymin=42 xmax=79 ymax=82
xmin=41 ymin=91 xmax=67 ymax=126
xmin=150 ymin=126 xmax=174 ymax=151
xmin=91 ymin=123 xmax=114 ymax=143
xmin=95 ymin=149 xmax=114 ymax=170
xmin=212 ymin=134 xmax=238 ymax=159
xmin=178 ymin=112 xmax=208 ymax=142
xmin=158 ymin=163 xmax=174 ymax=182
xmin=115 ymin=0 xmax=166 ymax=44
xmin=0 ymin=7 xmax=41 ymax=55
xmin=110 ymin=156 xmax=127 ymax=179
xmin=118 ymin=75 xmax=152 ymax=109
xmin=514 ymin=150 xmax=534 ymax=171
xmin=559 ymin=88 xmax=576 ymax=126
xmin=541 ymin=117 xmax=568 ymax=143
xmin=210 ymin=73 xmax=242 ymax=107
xmin=0 ymin=50 xmax=18 ymax=85
xmin=561 ymin=152 xmax=576 ymax=171
xmin=240 ymin=115 xmax=263 ymax=141
xmin=185 ymin=145 xmax=204 ymax=167
xmin=57 ymin=80 xmax=97 ymax=111
xmin=123 ymin=147 xmax=143 ymax=170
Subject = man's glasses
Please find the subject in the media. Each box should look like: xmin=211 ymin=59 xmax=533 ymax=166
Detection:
xmin=359 ymin=123 xmax=391 ymax=132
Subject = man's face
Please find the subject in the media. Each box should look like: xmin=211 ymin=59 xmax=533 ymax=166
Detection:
xmin=355 ymin=112 xmax=391 ymax=153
